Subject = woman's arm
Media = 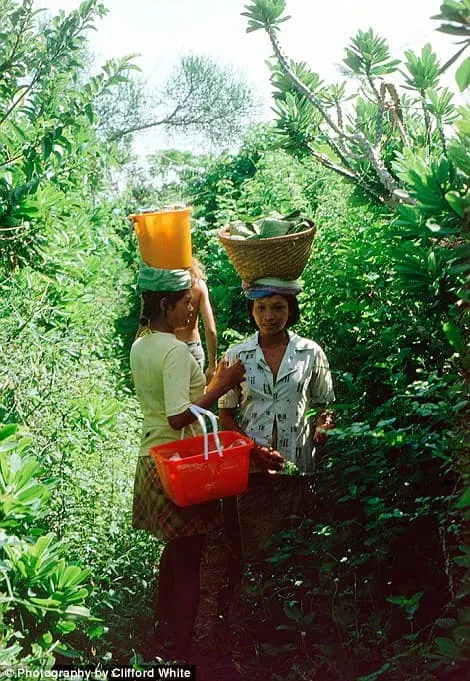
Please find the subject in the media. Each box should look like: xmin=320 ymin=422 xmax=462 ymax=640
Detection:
xmin=219 ymin=407 xmax=243 ymax=433
xmin=312 ymin=408 xmax=335 ymax=446
xmin=198 ymin=279 xmax=218 ymax=382
xmin=309 ymin=345 xmax=335 ymax=446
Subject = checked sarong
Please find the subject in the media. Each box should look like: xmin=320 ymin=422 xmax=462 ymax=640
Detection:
xmin=132 ymin=454 xmax=223 ymax=540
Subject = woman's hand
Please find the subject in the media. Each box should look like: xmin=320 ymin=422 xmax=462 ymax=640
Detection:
xmin=207 ymin=357 xmax=245 ymax=395
xmin=251 ymin=444 xmax=285 ymax=473
xmin=313 ymin=409 xmax=335 ymax=446
xmin=205 ymin=362 xmax=217 ymax=383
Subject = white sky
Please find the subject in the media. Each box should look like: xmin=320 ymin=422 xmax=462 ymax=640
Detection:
xmin=36 ymin=0 xmax=456 ymax=155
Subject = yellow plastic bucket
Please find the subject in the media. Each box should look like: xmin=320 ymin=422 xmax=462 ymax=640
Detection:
xmin=128 ymin=207 xmax=192 ymax=269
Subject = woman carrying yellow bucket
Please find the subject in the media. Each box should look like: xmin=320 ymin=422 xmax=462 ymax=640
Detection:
xmin=130 ymin=261 xmax=244 ymax=661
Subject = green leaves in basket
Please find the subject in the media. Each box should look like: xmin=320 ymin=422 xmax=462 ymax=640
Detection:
xmin=255 ymin=217 xmax=290 ymax=238
xmin=228 ymin=211 xmax=314 ymax=240
xmin=228 ymin=220 xmax=259 ymax=239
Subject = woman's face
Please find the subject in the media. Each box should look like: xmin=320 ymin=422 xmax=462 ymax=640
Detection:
xmin=252 ymin=295 xmax=289 ymax=336
xmin=167 ymin=290 xmax=193 ymax=330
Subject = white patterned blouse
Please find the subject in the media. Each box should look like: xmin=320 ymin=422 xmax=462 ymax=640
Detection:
xmin=218 ymin=331 xmax=335 ymax=474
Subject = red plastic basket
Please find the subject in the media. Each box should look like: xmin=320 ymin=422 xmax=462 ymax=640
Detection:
xmin=150 ymin=431 xmax=253 ymax=507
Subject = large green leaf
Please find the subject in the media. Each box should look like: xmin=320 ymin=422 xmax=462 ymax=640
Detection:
xmin=442 ymin=321 xmax=466 ymax=355
xmin=456 ymin=57 xmax=470 ymax=91
xmin=0 ymin=425 xmax=17 ymax=441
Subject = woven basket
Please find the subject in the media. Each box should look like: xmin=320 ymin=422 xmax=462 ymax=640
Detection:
xmin=218 ymin=224 xmax=316 ymax=283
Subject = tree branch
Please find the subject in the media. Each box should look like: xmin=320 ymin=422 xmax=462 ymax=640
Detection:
xmin=0 ymin=0 xmax=34 ymax=74
xmin=0 ymin=7 xmax=99 ymax=128
xmin=305 ymin=143 xmax=387 ymax=204
xmin=380 ymin=83 xmax=410 ymax=147
xmin=267 ymin=27 xmax=405 ymax=203
xmin=0 ymin=152 xmax=24 ymax=168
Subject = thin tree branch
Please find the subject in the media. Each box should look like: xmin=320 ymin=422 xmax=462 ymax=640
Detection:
xmin=0 ymin=0 xmax=34 ymax=74
xmin=305 ymin=143 xmax=386 ymax=204
xmin=267 ymin=27 xmax=405 ymax=203
xmin=109 ymin=100 xmax=238 ymax=140
xmin=380 ymin=82 xmax=410 ymax=147
xmin=0 ymin=8 xmax=97 ymax=127
xmin=366 ymin=73 xmax=382 ymax=103
xmin=0 ymin=152 xmax=24 ymax=168
xmin=439 ymin=42 xmax=470 ymax=74
xmin=420 ymin=90 xmax=432 ymax=155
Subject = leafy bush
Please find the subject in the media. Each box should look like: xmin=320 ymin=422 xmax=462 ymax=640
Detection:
xmin=0 ymin=424 xmax=91 ymax=667
xmin=1 ymin=0 xmax=468 ymax=676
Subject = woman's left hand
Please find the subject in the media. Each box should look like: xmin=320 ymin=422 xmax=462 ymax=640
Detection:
xmin=251 ymin=444 xmax=285 ymax=472
xmin=207 ymin=357 xmax=245 ymax=394
xmin=205 ymin=362 xmax=217 ymax=383
xmin=313 ymin=410 xmax=335 ymax=446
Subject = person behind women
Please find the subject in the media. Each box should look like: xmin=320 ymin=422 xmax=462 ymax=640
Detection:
xmin=130 ymin=262 xmax=244 ymax=661
xmin=217 ymin=278 xmax=335 ymax=619
xmin=175 ymin=257 xmax=218 ymax=381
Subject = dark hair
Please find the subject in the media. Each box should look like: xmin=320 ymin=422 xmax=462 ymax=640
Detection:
xmin=247 ymin=293 xmax=300 ymax=328
xmin=140 ymin=289 xmax=188 ymax=326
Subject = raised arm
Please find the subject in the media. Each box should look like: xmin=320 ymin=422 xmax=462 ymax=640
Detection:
xmin=309 ymin=345 xmax=336 ymax=446
xmin=219 ymin=407 xmax=243 ymax=433
xmin=198 ymin=279 xmax=218 ymax=381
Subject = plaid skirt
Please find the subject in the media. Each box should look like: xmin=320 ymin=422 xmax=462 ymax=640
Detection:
xmin=132 ymin=454 xmax=223 ymax=541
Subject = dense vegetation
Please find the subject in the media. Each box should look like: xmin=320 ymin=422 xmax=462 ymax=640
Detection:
xmin=1 ymin=0 xmax=468 ymax=679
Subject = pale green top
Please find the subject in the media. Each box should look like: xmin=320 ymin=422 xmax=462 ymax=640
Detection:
xmin=130 ymin=331 xmax=206 ymax=456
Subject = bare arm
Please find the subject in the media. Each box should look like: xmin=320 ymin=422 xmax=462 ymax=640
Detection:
xmin=219 ymin=407 xmax=244 ymax=433
xmin=313 ymin=409 xmax=335 ymax=446
xmin=198 ymin=279 xmax=218 ymax=381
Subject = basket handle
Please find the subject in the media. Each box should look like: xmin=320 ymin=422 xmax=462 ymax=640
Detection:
xmin=184 ymin=405 xmax=223 ymax=460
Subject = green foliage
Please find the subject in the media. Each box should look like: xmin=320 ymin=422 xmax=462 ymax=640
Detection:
xmin=386 ymin=592 xmax=424 ymax=621
xmin=344 ymin=29 xmax=401 ymax=76
xmin=402 ymin=44 xmax=441 ymax=91
xmin=244 ymin=0 xmax=470 ymax=206
xmin=0 ymin=426 xmax=91 ymax=666
xmin=0 ymin=0 xmax=137 ymax=269
xmin=242 ymin=0 xmax=290 ymax=34
xmin=433 ymin=0 xmax=470 ymax=87
xmin=455 ymin=56 xmax=470 ymax=89
xmin=0 ymin=173 xmax=155 ymax=665
xmin=0 ymin=429 xmax=51 ymax=532
xmin=178 ymin=94 xmax=468 ymax=676
xmin=0 ymin=1 xmax=163 ymax=667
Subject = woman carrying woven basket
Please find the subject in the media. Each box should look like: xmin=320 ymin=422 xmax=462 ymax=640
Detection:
xmin=130 ymin=262 xmax=244 ymax=661
xmin=217 ymin=277 xmax=335 ymax=620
